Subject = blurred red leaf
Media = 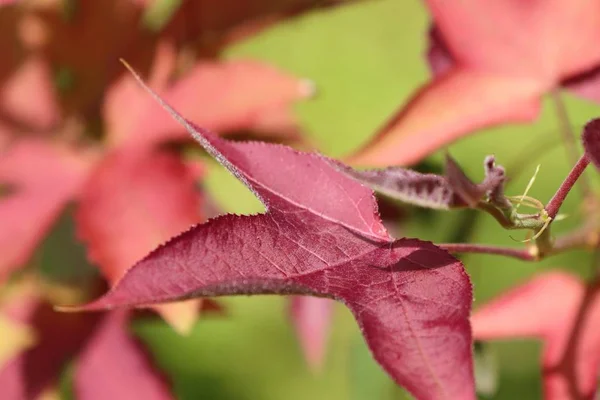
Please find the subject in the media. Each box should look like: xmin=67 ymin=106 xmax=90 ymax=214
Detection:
xmin=109 ymin=59 xmax=312 ymax=148
xmin=31 ymin=0 xmax=156 ymax=117
xmin=76 ymin=151 xmax=201 ymax=283
xmin=74 ymin=310 xmax=173 ymax=400
xmin=352 ymin=0 xmax=600 ymax=166
xmin=0 ymin=4 xmax=20 ymax=82
xmin=0 ymin=292 xmax=99 ymax=400
xmin=74 ymin=70 xmax=475 ymax=400
xmin=0 ymin=139 xmax=92 ymax=281
xmin=472 ymin=272 xmax=600 ymax=400
xmin=563 ymin=67 xmax=600 ymax=104
xmin=290 ymin=296 xmax=333 ymax=372
xmin=76 ymin=149 xmax=203 ymax=334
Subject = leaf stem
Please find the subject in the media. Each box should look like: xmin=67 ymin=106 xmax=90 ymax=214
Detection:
xmin=545 ymin=155 xmax=590 ymax=219
xmin=439 ymin=227 xmax=596 ymax=261
xmin=438 ymin=243 xmax=535 ymax=261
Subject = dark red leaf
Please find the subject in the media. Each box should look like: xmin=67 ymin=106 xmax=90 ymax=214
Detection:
xmin=332 ymin=161 xmax=454 ymax=210
xmin=582 ymin=118 xmax=600 ymax=170
xmin=0 ymin=139 xmax=92 ymax=281
xmin=76 ymin=149 xmax=204 ymax=334
xmin=472 ymin=272 xmax=600 ymax=400
xmin=71 ymin=67 xmax=475 ymax=399
xmin=331 ymin=155 xmax=505 ymax=210
xmin=75 ymin=310 xmax=173 ymax=400
xmin=0 ymin=292 xmax=99 ymax=400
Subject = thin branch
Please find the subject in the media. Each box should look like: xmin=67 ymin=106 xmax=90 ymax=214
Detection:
xmin=439 ymin=227 xmax=594 ymax=262
xmin=550 ymin=89 xmax=592 ymax=198
xmin=438 ymin=243 xmax=536 ymax=261
xmin=545 ymin=155 xmax=590 ymax=219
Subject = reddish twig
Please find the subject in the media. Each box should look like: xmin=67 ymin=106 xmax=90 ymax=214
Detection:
xmin=438 ymin=243 xmax=536 ymax=261
xmin=545 ymin=155 xmax=590 ymax=219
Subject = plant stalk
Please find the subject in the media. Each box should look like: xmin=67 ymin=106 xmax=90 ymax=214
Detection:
xmin=439 ymin=227 xmax=596 ymax=261
xmin=545 ymin=155 xmax=590 ymax=219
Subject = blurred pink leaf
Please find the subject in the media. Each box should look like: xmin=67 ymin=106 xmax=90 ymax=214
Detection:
xmin=108 ymin=60 xmax=312 ymax=147
xmin=76 ymin=149 xmax=203 ymax=334
xmin=290 ymin=296 xmax=333 ymax=372
xmin=0 ymin=56 xmax=59 ymax=132
xmin=0 ymin=139 xmax=91 ymax=281
xmin=103 ymin=40 xmax=176 ymax=149
xmin=75 ymin=310 xmax=173 ymax=400
xmin=73 ymin=70 xmax=475 ymax=400
xmin=472 ymin=272 xmax=600 ymax=400
xmin=352 ymin=0 xmax=600 ymax=166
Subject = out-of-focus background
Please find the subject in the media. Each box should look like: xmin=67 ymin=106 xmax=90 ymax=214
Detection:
xmin=1 ymin=0 xmax=600 ymax=399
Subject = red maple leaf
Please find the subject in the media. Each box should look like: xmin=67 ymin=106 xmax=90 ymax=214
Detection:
xmin=73 ymin=66 xmax=476 ymax=400
xmin=472 ymin=272 xmax=600 ymax=400
xmin=0 ymin=38 xmax=310 ymax=333
xmin=351 ymin=0 xmax=600 ymax=166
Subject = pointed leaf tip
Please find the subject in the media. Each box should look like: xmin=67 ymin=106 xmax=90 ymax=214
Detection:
xmin=582 ymin=118 xmax=600 ymax=169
